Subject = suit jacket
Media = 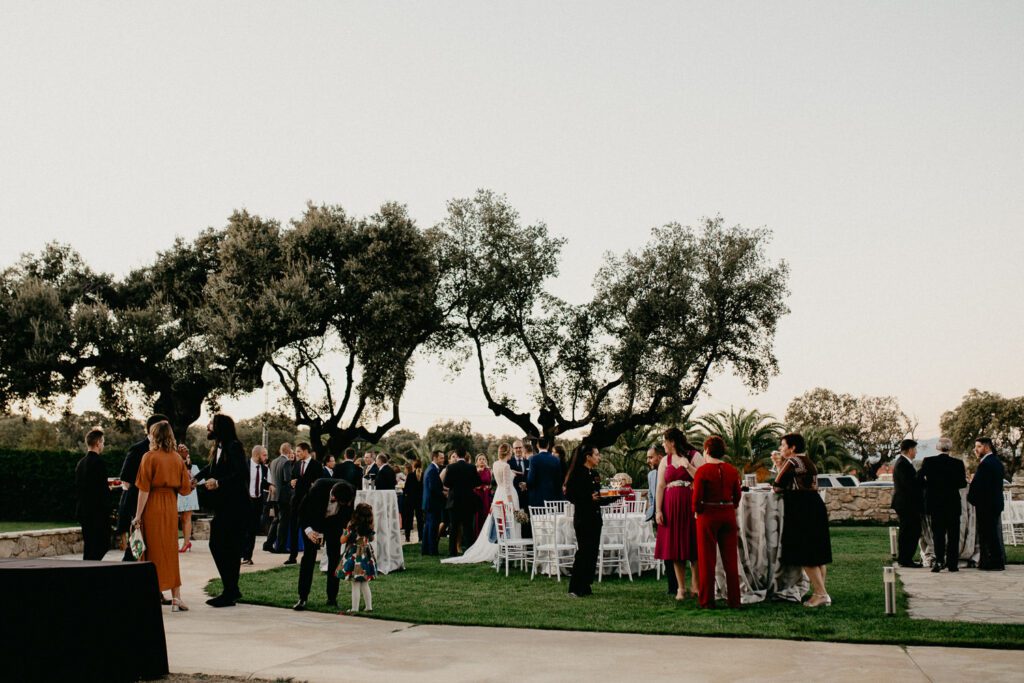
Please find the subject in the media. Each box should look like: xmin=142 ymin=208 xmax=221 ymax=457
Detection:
xmin=890 ymin=456 xmax=923 ymax=514
xmin=298 ymin=478 xmax=354 ymax=537
xmin=527 ymin=451 xmax=563 ymax=508
xmin=267 ymin=455 xmax=290 ymax=503
xmin=116 ymin=437 xmax=150 ymax=530
xmin=422 ymin=462 xmax=445 ymax=513
xmin=968 ymin=453 xmax=1005 ymax=513
xmin=292 ymin=457 xmax=326 ymax=508
xmin=195 ymin=439 xmax=249 ymax=517
xmin=375 ymin=464 xmax=397 ymax=491
xmin=334 ymin=460 xmax=363 ymax=491
xmin=509 ymin=455 xmax=530 ymax=507
xmin=75 ymin=451 xmax=109 ymax=522
xmin=917 ymin=453 xmax=967 ymax=516
xmin=247 ymin=461 xmax=271 ymax=501
xmin=645 ymin=468 xmax=659 ymax=522
xmin=443 ymin=459 xmax=481 ymax=511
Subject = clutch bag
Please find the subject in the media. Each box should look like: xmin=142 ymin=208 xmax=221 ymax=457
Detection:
xmin=129 ymin=525 xmax=146 ymax=560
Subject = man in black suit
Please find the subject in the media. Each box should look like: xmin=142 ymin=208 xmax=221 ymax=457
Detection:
xmin=117 ymin=414 xmax=169 ymax=561
xmin=76 ymin=427 xmax=110 ymax=561
xmin=374 ymin=453 xmax=397 ymax=490
xmin=241 ymin=445 xmax=270 ymax=565
xmin=421 ymin=450 xmax=446 ymax=556
xmin=441 ymin=447 xmax=482 ymax=555
xmin=195 ymin=413 xmax=249 ymax=607
xmin=917 ymin=437 xmax=968 ymax=572
xmin=509 ymin=439 xmax=530 ymax=509
xmin=890 ymin=439 xmax=924 ymax=568
xmin=335 ymin=448 xmax=363 ymax=490
xmin=285 ymin=442 xmax=325 ymax=565
xmin=967 ymin=437 xmax=1006 ymax=571
xmin=293 ymin=479 xmax=355 ymax=610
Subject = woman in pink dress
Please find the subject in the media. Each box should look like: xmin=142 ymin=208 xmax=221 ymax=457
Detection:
xmin=654 ymin=427 xmax=704 ymax=600
xmin=474 ymin=454 xmax=494 ymax=536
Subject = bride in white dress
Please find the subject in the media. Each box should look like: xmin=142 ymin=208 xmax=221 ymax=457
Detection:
xmin=441 ymin=443 xmax=519 ymax=565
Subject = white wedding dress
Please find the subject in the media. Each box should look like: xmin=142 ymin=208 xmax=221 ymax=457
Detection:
xmin=441 ymin=459 xmax=519 ymax=565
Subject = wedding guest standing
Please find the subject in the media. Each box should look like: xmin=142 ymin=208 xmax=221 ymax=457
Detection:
xmin=286 ymin=443 xmax=323 ymax=565
xmin=645 ymin=444 xmax=678 ymax=595
xmin=76 ymin=427 xmax=110 ymax=561
xmin=772 ymin=433 xmax=833 ymax=608
xmin=421 ymin=450 xmax=445 ymax=555
xmin=655 ymin=427 xmax=703 ymax=600
xmin=293 ymin=479 xmax=355 ymax=611
xmin=565 ymin=445 xmax=609 ymax=598
xmin=133 ymin=421 xmax=192 ymax=611
xmin=340 ymin=502 xmax=378 ymax=613
xmin=374 ymin=453 xmax=397 ymax=490
xmin=402 ymin=459 xmax=424 ymax=542
xmin=891 ymin=439 xmax=924 ymax=568
xmin=441 ymin=448 xmax=482 ymax=555
xmin=241 ymin=445 xmax=270 ymax=566
xmin=528 ymin=436 xmax=563 ymax=507
xmin=177 ymin=445 xmax=200 ymax=553
xmin=917 ymin=437 xmax=967 ymax=572
xmin=473 ymin=454 xmax=493 ymax=537
xmin=117 ymin=414 xmax=169 ymax=561
xmin=967 ymin=437 xmax=1006 ymax=571
xmin=335 ymin=448 xmax=363 ymax=490
xmin=693 ymin=436 xmax=742 ymax=609
xmin=509 ymin=439 xmax=530 ymax=511
xmin=195 ymin=414 xmax=248 ymax=607
xmin=264 ymin=443 xmax=293 ymax=552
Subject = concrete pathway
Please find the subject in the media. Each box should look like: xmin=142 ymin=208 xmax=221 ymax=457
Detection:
xmin=897 ymin=564 xmax=1024 ymax=624
xmin=64 ymin=541 xmax=1024 ymax=682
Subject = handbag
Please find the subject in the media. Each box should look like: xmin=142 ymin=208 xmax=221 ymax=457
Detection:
xmin=129 ymin=524 xmax=146 ymax=560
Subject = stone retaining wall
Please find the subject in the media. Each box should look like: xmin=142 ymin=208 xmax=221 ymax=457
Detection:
xmin=0 ymin=527 xmax=84 ymax=559
xmin=821 ymin=487 xmax=896 ymax=523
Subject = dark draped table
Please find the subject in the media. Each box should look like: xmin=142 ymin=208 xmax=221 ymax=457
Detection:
xmin=0 ymin=558 xmax=168 ymax=682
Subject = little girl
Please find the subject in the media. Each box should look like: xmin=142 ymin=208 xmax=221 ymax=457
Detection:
xmin=339 ymin=502 xmax=378 ymax=613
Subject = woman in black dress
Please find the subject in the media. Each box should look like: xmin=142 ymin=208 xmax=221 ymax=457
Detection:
xmin=401 ymin=460 xmax=424 ymax=542
xmin=564 ymin=444 xmax=607 ymax=598
xmin=771 ymin=433 xmax=833 ymax=607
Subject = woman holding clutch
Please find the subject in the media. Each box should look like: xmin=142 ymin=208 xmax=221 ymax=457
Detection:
xmin=655 ymin=427 xmax=704 ymax=600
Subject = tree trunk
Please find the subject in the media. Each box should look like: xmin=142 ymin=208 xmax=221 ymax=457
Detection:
xmin=152 ymin=386 xmax=206 ymax=445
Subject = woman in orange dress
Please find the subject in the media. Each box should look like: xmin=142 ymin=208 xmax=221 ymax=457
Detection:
xmin=134 ymin=420 xmax=193 ymax=611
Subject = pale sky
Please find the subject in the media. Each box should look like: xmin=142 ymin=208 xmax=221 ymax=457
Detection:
xmin=2 ymin=2 xmax=1022 ymax=438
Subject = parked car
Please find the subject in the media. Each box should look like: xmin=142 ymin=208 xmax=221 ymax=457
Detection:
xmin=816 ymin=474 xmax=860 ymax=488
xmin=859 ymin=480 xmax=894 ymax=487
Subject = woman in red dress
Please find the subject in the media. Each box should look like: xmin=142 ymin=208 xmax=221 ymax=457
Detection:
xmin=654 ymin=427 xmax=704 ymax=600
xmin=474 ymin=454 xmax=494 ymax=537
xmin=693 ymin=435 xmax=742 ymax=609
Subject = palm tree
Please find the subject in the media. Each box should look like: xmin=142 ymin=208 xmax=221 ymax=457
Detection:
xmin=803 ymin=426 xmax=859 ymax=474
xmin=694 ymin=407 xmax=784 ymax=475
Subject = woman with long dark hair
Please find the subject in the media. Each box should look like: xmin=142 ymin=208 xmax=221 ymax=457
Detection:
xmin=654 ymin=427 xmax=704 ymax=600
xmin=564 ymin=444 xmax=608 ymax=598
xmin=771 ymin=433 xmax=833 ymax=607
xmin=195 ymin=413 xmax=248 ymax=607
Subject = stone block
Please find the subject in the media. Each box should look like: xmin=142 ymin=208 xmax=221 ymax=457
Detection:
xmin=0 ymin=539 xmax=15 ymax=558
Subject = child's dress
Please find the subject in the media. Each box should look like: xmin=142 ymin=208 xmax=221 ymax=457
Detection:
xmin=340 ymin=529 xmax=378 ymax=582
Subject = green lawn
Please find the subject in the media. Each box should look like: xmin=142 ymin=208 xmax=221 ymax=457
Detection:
xmin=0 ymin=521 xmax=78 ymax=533
xmin=213 ymin=527 xmax=1024 ymax=649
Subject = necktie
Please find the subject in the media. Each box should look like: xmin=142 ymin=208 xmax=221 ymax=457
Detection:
xmin=255 ymin=465 xmax=261 ymax=498
xmin=301 ymin=460 xmax=306 ymax=476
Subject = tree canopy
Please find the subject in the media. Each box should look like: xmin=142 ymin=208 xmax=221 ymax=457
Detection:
xmin=940 ymin=389 xmax=1024 ymax=478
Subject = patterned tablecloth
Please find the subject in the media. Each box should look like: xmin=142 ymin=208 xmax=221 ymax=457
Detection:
xmin=918 ymin=488 xmax=980 ymax=565
xmin=355 ymin=489 xmax=405 ymax=574
xmin=713 ymin=490 xmax=809 ymax=604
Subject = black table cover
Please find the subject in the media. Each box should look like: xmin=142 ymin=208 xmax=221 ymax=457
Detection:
xmin=0 ymin=558 xmax=168 ymax=682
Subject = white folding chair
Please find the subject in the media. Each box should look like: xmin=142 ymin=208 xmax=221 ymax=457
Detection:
xmin=598 ymin=509 xmax=633 ymax=582
xmin=544 ymin=500 xmax=571 ymax=515
xmin=493 ymin=502 xmax=533 ymax=576
xmin=529 ymin=507 xmax=576 ymax=581
xmin=1002 ymin=500 xmax=1021 ymax=547
xmin=624 ymin=499 xmax=647 ymax=515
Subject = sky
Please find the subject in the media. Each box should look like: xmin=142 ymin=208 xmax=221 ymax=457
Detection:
xmin=2 ymin=2 xmax=1022 ymax=439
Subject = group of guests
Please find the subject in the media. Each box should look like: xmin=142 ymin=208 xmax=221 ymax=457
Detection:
xmin=891 ymin=436 xmax=1007 ymax=572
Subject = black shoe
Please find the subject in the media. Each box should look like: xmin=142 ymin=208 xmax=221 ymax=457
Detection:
xmin=283 ymin=557 xmax=297 ymax=565
xmin=326 ymin=599 xmax=338 ymax=608
xmin=206 ymin=594 xmax=236 ymax=608
xmin=293 ymin=600 xmax=307 ymax=611
xmin=241 ymin=559 xmax=254 ymax=566
xmin=930 ymin=565 xmax=941 ymax=573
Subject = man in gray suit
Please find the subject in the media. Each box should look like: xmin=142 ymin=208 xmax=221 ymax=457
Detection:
xmin=265 ymin=443 xmax=295 ymax=553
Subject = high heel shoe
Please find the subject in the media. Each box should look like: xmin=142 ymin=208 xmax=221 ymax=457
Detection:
xmin=804 ymin=593 xmax=830 ymax=608
xmin=171 ymin=598 xmax=189 ymax=612
xmin=179 ymin=541 xmax=192 ymax=553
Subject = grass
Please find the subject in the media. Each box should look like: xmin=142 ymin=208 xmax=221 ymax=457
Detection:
xmin=211 ymin=527 xmax=1024 ymax=649
xmin=0 ymin=521 xmax=77 ymax=533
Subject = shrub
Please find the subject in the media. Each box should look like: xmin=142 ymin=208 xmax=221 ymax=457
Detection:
xmin=1 ymin=448 xmax=126 ymax=521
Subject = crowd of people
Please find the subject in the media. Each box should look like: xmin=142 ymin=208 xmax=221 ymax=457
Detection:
xmin=72 ymin=413 xmax=1011 ymax=615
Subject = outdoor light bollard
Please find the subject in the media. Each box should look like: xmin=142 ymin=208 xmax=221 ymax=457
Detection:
xmin=888 ymin=526 xmax=898 ymax=558
xmin=883 ymin=566 xmax=896 ymax=615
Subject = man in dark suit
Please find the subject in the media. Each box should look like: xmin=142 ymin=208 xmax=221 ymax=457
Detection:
xmin=241 ymin=445 xmax=270 ymax=565
xmin=285 ymin=442 xmax=325 ymax=565
xmin=509 ymin=439 xmax=530 ymax=510
xmin=195 ymin=413 xmax=249 ymax=607
xmin=117 ymin=414 xmax=169 ymax=561
xmin=264 ymin=443 xmax=294 ymax=552
xmin=293 ymin=479 xmax=355 ymax=610
xmin=335 ymin=448 xmax=363 ymax=490
xmin=374 ymin=453 xmax=397 ymax=490
xmin=76 ymin=427 xmax=110 ymax=561
xmin=421 ymin=450 xmax=445 ymax=555
xmin=917 ymin=437 xmax=968 ymax=572
xmin=527 ymin=436 xmax=563 ymax=508
xmin=890 ymin=438 xmax=924 ymax=568
xmin=442 ymin=447 xmax=482 ymax=555
xmin=967 ymin=437 xmax=1006 ymax=571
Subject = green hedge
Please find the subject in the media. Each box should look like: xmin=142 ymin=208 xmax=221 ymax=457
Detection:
xmin=1 ymin=448 xmax=126 ymax=522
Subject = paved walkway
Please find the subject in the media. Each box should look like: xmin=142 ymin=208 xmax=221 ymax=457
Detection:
xmin=64 ymin=541 xmax=1024 ymax=682
xmin=898 ymin=564 xmax=1024 ymax=623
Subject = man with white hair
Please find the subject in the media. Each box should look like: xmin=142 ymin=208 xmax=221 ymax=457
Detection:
xmin=242 ymin=444 xmax=270 ymax=565
xmin=917 ymin=437 xmax=967 ymax=572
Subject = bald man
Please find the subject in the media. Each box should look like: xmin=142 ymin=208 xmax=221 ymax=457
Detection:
xmin=242 ymin=445 xmax=270 ymax=565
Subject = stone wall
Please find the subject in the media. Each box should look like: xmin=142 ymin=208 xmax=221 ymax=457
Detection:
xmin=192 ymin=517 xmax=210 ymax=540
xmin=821 ymin=487 xmax=896 ymax=524
xmin=0 ymin=527 xmax=84 ymax=559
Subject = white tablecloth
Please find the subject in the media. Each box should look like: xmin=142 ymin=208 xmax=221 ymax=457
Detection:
xmin=355 ymin=490 xmax=405 ymax=574
xmin=544 ymin=512 xmax=651 ymax=576
xmin=919 ymin=488 xmax=980 ymax=565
